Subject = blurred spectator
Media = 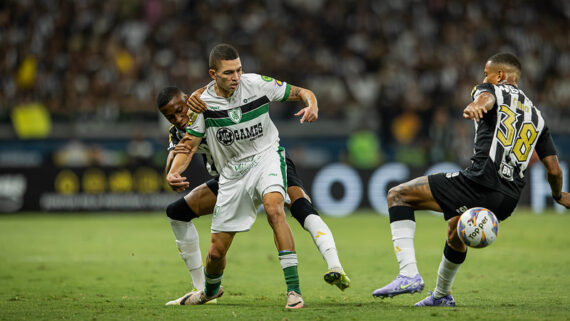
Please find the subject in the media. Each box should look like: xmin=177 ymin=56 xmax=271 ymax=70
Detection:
xmin=11 ymin=100 xmax=51 ymax=139
xmin=126 ymin=131 xmax=154 ymax=165
xmin=346 ymin=129 xmax=383 ymax=169
xmin=428 ymin=107 xmax=453 ymax=163
xmin=53 ymin=139 xmax=90 ymax=167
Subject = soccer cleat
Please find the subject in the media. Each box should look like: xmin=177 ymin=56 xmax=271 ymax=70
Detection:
xmin=177 ymin=286 xmax=224 ymax=306
xmin=165 ymin=290 xmax=197 ymax=306
xmin=165 ymin=289 xmax=218 ymax=305
xmin=324 ymin=270 xmax=351 ymax=291
xmin=414 ymin=291 xmax=456 ymax=307
xmin=372 ymin=274 xmax=424 ymax=298
xmin=285 ymin=291 xmax=305 ymax=309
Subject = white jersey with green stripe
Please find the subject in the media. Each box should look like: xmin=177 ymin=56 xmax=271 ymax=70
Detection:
xmin=186 ymin=73 xmax=291 ymax=179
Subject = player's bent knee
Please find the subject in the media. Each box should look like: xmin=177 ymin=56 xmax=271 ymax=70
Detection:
xmin=208 ymin=249 xmax=223 ymax=261
xmin=166 ymin=197 xmax=198 ymax=222
xmin=290 ymin=198 xmax=317 ymax=226
xmin=263 ymin=202 xmax=285 ymax=218
xmin=387 ymin=186 xmax=401 ymax=204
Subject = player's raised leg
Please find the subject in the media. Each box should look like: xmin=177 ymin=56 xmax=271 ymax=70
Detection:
xmin=373 ymin=176 xmax=441 ymax=298
xmin=287 ymin=186 xmax=350 ymax=291
xmin=264 ymin=191 xmax=304 ymax=309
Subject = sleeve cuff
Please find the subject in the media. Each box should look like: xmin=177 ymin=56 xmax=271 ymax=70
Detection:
xmin=186 ymin=128 xmax=205 ymax=137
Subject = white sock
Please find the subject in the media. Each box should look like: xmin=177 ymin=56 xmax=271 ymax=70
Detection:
xmin=434 ymin=255 xmax=461 ymax=299
xmin=390 ymin=220 xmax=419 ymax=277
xmin=303 ymin=214 xmax=342 ymax=271
xmin=169 ymin=218 xmax=205 ymax=291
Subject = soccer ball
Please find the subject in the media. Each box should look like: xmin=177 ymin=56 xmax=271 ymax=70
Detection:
xmin=457 ymin=207 xmax=499 ymax=248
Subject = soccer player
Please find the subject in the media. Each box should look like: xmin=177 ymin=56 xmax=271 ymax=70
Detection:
xmin=158 ymin=89 xmax=350 ymax=305
xmin=372 ymin=52 xmax=570 ymax=306
xmin=165 ymin=43 xmax=330 ymax=308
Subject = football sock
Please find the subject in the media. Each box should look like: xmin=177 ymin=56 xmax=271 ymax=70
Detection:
xmin=279 ymin=251 xmax=301 ymax=294
xmin=389 ymin=206 xmax=418 ymax=277
xmin=204 ymin=271 xmax=223 ymax=298
xmin=303 ymin=214 xmax=342 ymax=271
xmin=434 ymin=242 xmax=467 ymax=299
xmin=169 ymin=218 xmax=205 ymax=291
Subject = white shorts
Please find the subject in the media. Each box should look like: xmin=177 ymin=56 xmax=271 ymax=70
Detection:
xmin=211 ymin=146 xmax=287 ymax=233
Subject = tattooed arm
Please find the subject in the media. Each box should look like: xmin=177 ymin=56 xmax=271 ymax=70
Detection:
xmin=286 ymin=85 xmax=319 ymax=124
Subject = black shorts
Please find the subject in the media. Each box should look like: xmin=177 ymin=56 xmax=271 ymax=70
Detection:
xmin=428 ymin=172 xmax=518 ymax=221
xmin=285 ymin=151 xmax=305 ymax=189
xmin=204 ymin=151 xmax=305 ymax=195
xmin=205 ymin=177 xmax=219 ymax=196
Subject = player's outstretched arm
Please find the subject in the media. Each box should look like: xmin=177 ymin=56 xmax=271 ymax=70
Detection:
xmin=186 ymin=87 xmax=207 ymax=113
xmin=463 ymin=92 xmax=495 ymax=122
xmin=541 ymin=155 xmax=570 ymax=208
xmin=287 ymin=85 xmax=319 ymax=124
xmin=166 ymin=133 xmax=203 ymax=192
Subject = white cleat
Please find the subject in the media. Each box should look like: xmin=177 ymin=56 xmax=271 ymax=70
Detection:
xmin=183 ymin=287 xmax=224 ymax=305
xmin=285 ymin=291 xmax=305 ymax=309
xmin=165 ymin=288 xmax=219 ymax=306
xmin=165 ymin=290 xmax=197 ymax=306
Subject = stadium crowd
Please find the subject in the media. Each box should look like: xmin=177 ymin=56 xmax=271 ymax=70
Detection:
xmin=1 ymin=0 xmax=569 ymax=167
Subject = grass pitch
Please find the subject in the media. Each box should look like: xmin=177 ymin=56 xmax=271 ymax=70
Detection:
xmin=1 ymin=209 xmax=569 ymax=321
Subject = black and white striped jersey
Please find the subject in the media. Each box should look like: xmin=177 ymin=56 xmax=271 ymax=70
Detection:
xmin=462 ymin=83 xmax=557 ymax=199
xmin=168 ymin=125 xmax=219 ymax=177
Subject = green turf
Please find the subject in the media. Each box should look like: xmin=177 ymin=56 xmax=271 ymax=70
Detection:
xmin=1 ymin=209 xmax=569 ymax=320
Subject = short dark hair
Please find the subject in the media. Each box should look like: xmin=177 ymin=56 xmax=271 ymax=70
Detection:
xmin=156 ymin=86 xmax=181 ymax=109
xmin=209 ymin=44 xmax=239 ymax=69
xmin=488 ymin=52 xmax=522 ymax=73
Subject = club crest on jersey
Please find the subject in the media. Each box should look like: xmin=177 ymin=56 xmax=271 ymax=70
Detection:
xmin=228 ymin=107 xmax=242 ymax=124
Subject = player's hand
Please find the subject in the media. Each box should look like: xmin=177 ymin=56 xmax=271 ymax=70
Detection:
xmin=186 ymin=93 xmax=207 ymax=113
xmin=463 ymin=104 xmax=488 ymax=122
xmin=167 ymin=173 xmax=189 ymax=192
xmin=554 ymin=191 xmax=570 ymax=209
xmin=294 ymin=106 xmax=318 ymax=124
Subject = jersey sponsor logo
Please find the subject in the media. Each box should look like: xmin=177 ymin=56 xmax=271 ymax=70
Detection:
xmin=243 ymin=95 xmax=257 ymax=104
xmin=215 ymin=122 xmax=264 ymax=145
xmin=234 ymin=122 xmax=263 ymax=142
xmin=499 ymin=163 xmax=514 ymax=181
xmin=216 ymin=128 xmax=235 ymax=146
xmin=261 ymin=75 xmax=273 ymax=82
xmin=228 ymin=107 xmax=242 ymax=123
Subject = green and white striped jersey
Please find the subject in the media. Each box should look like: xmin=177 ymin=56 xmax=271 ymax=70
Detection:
xmin=186 ymin=73 xmax=291 ymax=178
